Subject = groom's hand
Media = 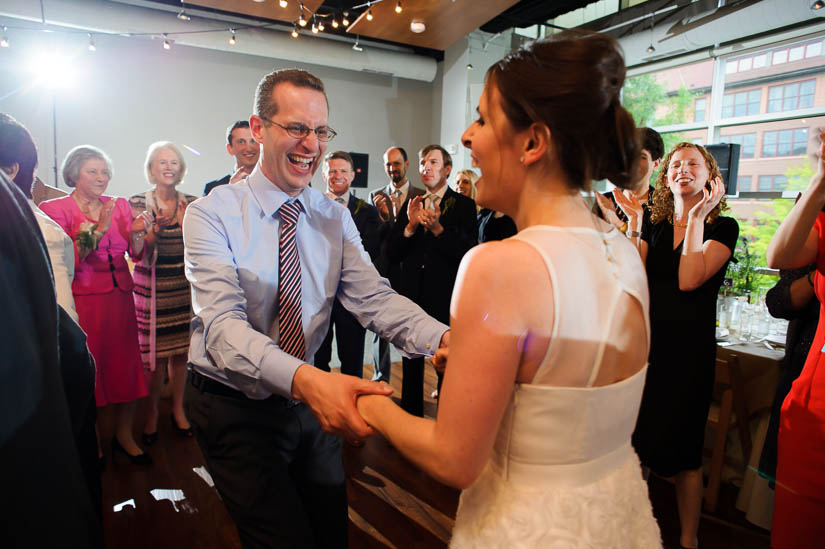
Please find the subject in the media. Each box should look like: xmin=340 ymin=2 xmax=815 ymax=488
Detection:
xmin=291 ymin=364 xmax=393 ymax=439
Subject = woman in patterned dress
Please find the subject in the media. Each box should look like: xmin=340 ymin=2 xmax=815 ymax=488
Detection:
xmin=129 ymin=142 xmax=197 ymax=444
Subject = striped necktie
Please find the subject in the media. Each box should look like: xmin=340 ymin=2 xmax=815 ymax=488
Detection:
xmin=277 ymin=200 xmax=306 ymax=360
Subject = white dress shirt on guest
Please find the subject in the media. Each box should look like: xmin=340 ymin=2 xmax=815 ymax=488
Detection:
xmin=29 ymin=199 xmax=78 ymax=322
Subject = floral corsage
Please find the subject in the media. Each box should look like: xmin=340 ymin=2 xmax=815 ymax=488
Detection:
xmin=76 ymin=221 xmax=101 ymax=254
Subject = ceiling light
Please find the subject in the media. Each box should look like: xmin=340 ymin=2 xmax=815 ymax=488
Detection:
xmin=88 ymin=33 xmax=96 ymax=52
xmin=252 ymin=0 xmax=265 ymax=2
xmin=319 ymin=21 xmax=325 ymax=31
xmin=291 ymin=25 xmax=299 ymax=38
xmin=342 ymin=12 xmax=350 ymax=26
xmin=395 ymin=1 xmax=403 ymax=13
xmin=332 ymin=19 xmax=339 ymax=29
xmin=366 ymin=9 xmax=373 ymax=21
xmin=410 ymin=20 xmax=425 ymax=33
xmin=311 ymin=23 xmax=318 ymax=33
xmin=352 ymin=37 xmax=363 ymax=52
xmin=280 ymin=0 xmax=288 ymax=7
xmin=812 ymin=0 xmax=825 ymax=9
xmin=0 ymin=27 xmax=8 ymax=48
xmin=176 ymin=9 xmax=191 ymax=21
xmin=163 ymin=34 xmax=171 ymax=50
xmin=466 ymin=63 xmax=473 ymax=70
xmin=298 ymin=13 xmax=307 ymax=26
xmin=646 ymin=43 xmax=655 ymax=53
xmin=229 ymin=29 xmax=236 ymax=45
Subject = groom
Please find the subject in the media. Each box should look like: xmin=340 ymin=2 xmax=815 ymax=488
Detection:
xmin=183 ymin=68 xmax=449 ymax=548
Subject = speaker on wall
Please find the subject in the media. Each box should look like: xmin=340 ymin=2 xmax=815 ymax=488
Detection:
xmin=705 ymin=143 xmax=741 ymax=196
xmin=349 ymin=152 xmax=369 ymax=188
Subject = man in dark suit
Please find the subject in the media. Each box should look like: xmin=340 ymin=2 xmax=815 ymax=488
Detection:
xmin=315 ymin=151 xmax=381 ymax=377
xmin=368 ymin=146 xmax=426 ymax=383
xmin=390 ymin=144 xmax=477 ymax=416
xmin=202 ymin=120 xmax=261 ymax=196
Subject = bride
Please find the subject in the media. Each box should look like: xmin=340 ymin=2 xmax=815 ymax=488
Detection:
xmin=357 ymin=31 xmax=662 ymax=548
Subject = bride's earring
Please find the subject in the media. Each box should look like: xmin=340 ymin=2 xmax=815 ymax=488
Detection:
xmin=519 ymin=156 xmax=524 ymax=164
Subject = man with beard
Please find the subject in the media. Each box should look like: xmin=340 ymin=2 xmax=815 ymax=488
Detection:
xmin=368 ymin=147 xmax=426 ymax=383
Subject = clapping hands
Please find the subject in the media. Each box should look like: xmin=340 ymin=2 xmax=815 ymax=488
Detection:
xmin=687 ymin=177 xmax=725 ymax=222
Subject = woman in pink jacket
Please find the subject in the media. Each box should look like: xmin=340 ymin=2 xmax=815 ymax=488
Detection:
xmin=41 ymin=145 xmax=153 ymax=465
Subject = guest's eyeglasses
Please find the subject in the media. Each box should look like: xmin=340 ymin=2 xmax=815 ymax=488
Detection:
xmin=261 ymin=117 xmax=337 ymax=142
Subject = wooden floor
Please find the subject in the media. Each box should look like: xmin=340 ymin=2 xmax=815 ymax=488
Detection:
xmin=100 ymin=362 xmax=770 ymax=548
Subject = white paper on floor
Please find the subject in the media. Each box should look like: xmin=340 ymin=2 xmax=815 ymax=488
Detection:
xmin=150 ymin=488 xmax=185 ymax=512
xmin=113 ymin=499 xmax=136 ymax=512
xmin=193 ymin=466 xmax=215 ymax=487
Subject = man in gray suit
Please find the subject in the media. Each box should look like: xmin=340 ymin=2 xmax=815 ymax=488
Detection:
xmin=368 ymin=146 xmax=425 ymax=383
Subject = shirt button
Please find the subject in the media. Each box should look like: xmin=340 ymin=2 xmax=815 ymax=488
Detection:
xmin=425 ymin=343 xmax=431 ymax=350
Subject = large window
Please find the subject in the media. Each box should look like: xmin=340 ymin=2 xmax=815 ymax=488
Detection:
xmin=758 ymin=175 xmax=788 ymax=192
xmin=722 ymin=89 xmax=761 ymax=118
xmin=768 ymin=80 xmax=816 ymax=112
xmin=624 ymin=32 xmax=825 ymax=199
xmin=723 ymin=133 xmax=756 ymax=158
xmin=762 ymin=128 xmax=809 ymax=157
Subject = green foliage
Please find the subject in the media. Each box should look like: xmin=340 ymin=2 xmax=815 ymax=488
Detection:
xmin=622 ymin=73 xmax=700 ymax=177
xmin=725 ymin=161 xmax=812 ymax=296
xmin=622 ymin=73 xmax=664 ymax=128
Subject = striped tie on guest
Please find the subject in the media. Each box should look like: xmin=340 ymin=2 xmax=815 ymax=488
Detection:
xmin=277 ymin=200 xmax=306 ymax=361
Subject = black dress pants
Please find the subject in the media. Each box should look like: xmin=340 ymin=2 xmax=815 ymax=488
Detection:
xmin=185 ymin=371 xmax=348 ymax=549
xmin=400 ymin=356 xmax=424 ymax=417
xmin=314 ymin=299 xmax=366 ymax=378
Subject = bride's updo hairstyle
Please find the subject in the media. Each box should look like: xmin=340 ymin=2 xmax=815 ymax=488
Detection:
xmin=487 ymin=31 xmax=639 ymax=191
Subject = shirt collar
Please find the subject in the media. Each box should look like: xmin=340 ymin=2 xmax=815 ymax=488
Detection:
xmin=388 ymin=180 xmax=409 ymax=196
xmin=326 ymin=189 xmax=350 ymax=205
xmin=248 ymin=166 xmax=312 ymax=220
xmin=426 ymin=182 xmax=448 ymax=202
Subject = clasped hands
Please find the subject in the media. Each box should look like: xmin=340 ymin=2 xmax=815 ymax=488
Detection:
xmin=407 ymin=195 xmax=443 ymax=236
xmin=372 ymin=192 xmax=396 ymax=222
xmin=292 ymin=330 xmax=450 ymax=443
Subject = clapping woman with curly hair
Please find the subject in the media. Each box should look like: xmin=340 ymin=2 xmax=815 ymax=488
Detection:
xmin=618 ymin=142 xmax=739 ymax=549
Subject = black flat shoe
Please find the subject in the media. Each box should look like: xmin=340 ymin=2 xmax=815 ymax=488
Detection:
xmin=170 ymin=414 xmax=193 ymax=437
xmin=111 ymin=438 xmax=152 ymax=465
xmin=141 ymin=431 xmax=159 ymax=446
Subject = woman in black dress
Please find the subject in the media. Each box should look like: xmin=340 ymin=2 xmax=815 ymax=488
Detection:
xmin=618 ymin=142 xmax=739 ymax=549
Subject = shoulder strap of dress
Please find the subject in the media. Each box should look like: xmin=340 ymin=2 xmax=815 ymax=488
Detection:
xmin=510 ymin=228 xmax=560 ymax=381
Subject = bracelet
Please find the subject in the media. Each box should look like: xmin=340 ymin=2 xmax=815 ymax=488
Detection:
xmin=619 ymin=222 xmax=628 ymax=234
xmin=626 ymin=230 xmax=641 ymax=238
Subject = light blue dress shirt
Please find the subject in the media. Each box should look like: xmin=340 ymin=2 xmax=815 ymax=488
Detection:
xmin=184 ymin=167 xmax=448 ymax=400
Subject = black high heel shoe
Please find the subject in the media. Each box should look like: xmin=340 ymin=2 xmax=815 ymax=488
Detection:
xmin=170 ymin=414 xmax=193 ymax=438
xmin=111 ymin=437 xmax=152 ymax=465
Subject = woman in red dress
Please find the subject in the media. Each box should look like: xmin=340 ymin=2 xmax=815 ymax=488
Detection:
xmin=767 ymin=130 xmax=825 ymax=548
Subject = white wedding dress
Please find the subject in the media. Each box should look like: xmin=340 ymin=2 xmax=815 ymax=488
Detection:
xmin=450 ymin=226 xmax=662 ymax=548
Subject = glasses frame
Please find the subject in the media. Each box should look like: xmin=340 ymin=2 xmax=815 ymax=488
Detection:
xmin=261 ymin=116 xmax=337 ymax=142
